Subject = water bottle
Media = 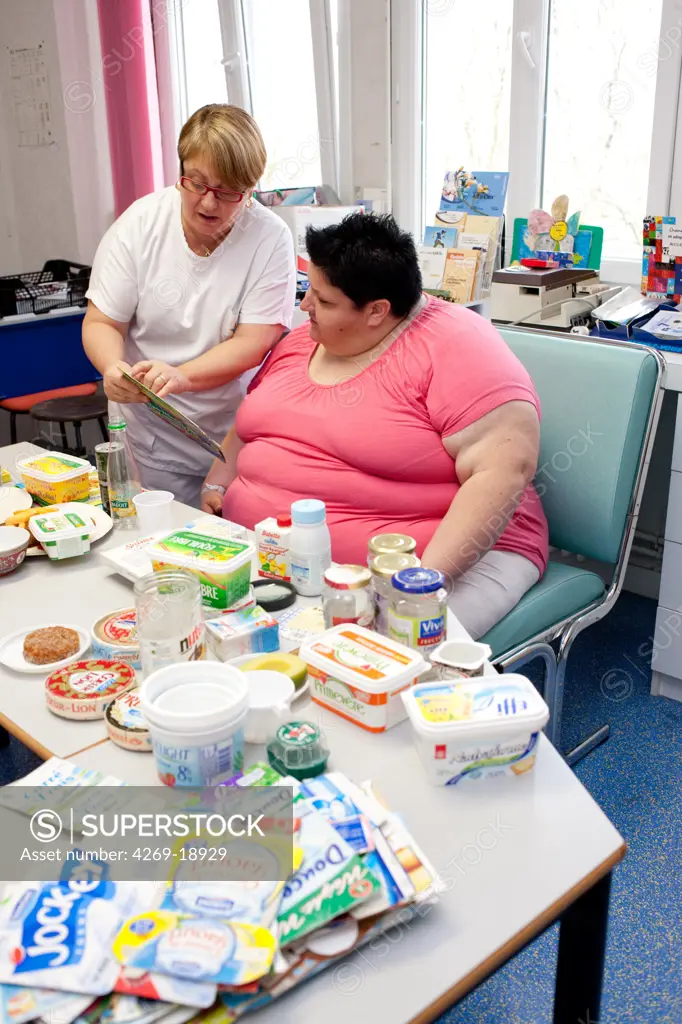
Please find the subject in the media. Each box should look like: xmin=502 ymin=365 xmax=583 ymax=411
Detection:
xmin=289 ymin=499 xmax=332 ymax=596
xmin=107 ymin=409 xmax=142 ymax=529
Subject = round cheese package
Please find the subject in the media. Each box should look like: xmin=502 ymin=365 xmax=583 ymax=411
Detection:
xmin=45 ymin=660 xmax=137 ymax=720
xmin=105 ymin=688 xmax=152 ymax=751
xmin=92 ymin=608 xmax=141 ymax=670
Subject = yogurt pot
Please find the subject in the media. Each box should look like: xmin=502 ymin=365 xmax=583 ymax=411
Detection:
xmin=105 ymin=688 xmax=152 ymax=751
xmin=429 ymin=639 xmax=493 ymax=679
xmin=242 ymin=669 xmax=295 ymax=744
xmin=139 ymin=661 xmax=249 ymax=786
xmin=300 ymin=624 xmax=428 ymax=733
xmin=92 ymin=608 xmax=141 ymax=670
xmin=402 ymin=674 xmax=549 ymax=785
xmin=45 ymin=659 xmax=137 ymax=720
xmin=17 ymin=452 xmax=91 ymax=504
xmin=149 ymin=529 xmax=254 ymax=612
xmin=29 ymin=509 xmax=92 ymax=560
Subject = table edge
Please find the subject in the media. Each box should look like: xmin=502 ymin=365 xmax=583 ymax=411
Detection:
xmin=408 ymin=840 xmax=627 ymax=1024
xmin=0 ymin=711 xmax=53 ymax=760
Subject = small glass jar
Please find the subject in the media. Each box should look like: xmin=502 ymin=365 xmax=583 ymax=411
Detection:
xmin=388 ymin=567 xmax=447 ymax=652
xmin=323 ymin=565 xmax=374 ymax=628
xmin=369 ymin=552 xmax=421 ymax=635
xmin=134 ymin=569 xmax=206 ymax=676
xmin=367 ymin=533 xmax=417 ymax=566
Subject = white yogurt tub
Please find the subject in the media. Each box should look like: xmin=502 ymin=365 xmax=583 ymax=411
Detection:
xmin=139 ymin=661 xmax=249 ymax=786
xmin=92 ymin=608 xmax=141 ymax=670
xmin=402 ymin=674 xmax=549 ymax=785
xmin=105 ymin=688 xmax=151 ymax=751
xmin=300 ymin=624 xmax=428 ymax=733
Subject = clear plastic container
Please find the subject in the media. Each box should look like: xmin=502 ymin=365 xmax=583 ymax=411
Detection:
xmin=134 ymin=569 xmax=206 ymax=676
xmin=369 ymin=552 xmax=421 ymax=635
xmin=388 ymin=567 xmax=447 ymax=652
xmin=322 ymin=564 xmax=374 ymax=628
xmin=266 ymin=720 xmax=330 ymax=779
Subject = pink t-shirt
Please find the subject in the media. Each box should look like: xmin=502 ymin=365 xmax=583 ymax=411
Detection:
xmin=224 ymin=296 xmax=549 ymax=574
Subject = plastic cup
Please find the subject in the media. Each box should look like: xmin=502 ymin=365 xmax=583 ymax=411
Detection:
xmin=133 ymin=490 xmax=174 ymax=533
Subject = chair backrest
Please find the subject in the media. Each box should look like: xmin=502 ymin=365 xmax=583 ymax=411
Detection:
xmin=498 ymin=328 xmax=662 ymax=564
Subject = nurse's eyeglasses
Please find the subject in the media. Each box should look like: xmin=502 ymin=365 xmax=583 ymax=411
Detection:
xmin=179 ymin=177 xmax=245 ymax=204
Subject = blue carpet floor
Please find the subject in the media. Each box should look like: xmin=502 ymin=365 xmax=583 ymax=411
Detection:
xmin=443 ymin=592 xmax=682 ymax=1024
xmin=1 ymin=593 xmax=680 ymax=1021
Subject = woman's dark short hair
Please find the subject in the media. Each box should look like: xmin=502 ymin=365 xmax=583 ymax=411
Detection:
xmin=305 ymin=213 xmax=422 ymax=318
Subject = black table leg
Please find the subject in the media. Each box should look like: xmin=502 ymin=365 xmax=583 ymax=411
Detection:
xmin=0 ymin=725 xmax=10 ymax=748
xmin=553 ymin=871 xmax=612 ymax=1024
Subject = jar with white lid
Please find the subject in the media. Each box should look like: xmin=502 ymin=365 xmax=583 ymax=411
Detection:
xmin=369 ymin=552 xmax=421 ymax=635
xmin=367 ymin=532 xmax=417 ymax=566
xmin=388 ymin=567 xmax=447 ymax=651
xmin=323 ymin=564 xmax=374 ymax=628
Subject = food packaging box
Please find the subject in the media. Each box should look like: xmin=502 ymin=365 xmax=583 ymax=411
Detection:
xmin=205 ymin=604 xmax=279 ymax=660
xmin=149 ymin=529 xmax=254 ymax=611
xmin=17 ymin=452 xmax=91 ymax=503
xmin=402 ymin=674 xmax=549 ymax=785
xmin=28 ymin=509 xmax=92 ymax=559
xmin=300 ymin=624 xmax=428 ymax=733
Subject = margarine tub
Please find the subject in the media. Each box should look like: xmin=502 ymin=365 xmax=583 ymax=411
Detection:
xmin=92 ymin=608 xmax=141 ymax=669
xmin=29 ymin=509 xmax=92 ymax=560
xmin=18 ymin=452 xmax=91 ymax=504
xmin=149 ymin=529 xmax=254 ymax=611
xmin=300 ymin=624 xmax=428 ymax=733
xmin=402 ymin=674 xmax=549 ymax=786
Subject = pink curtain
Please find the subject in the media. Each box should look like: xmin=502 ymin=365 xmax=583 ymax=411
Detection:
xmin=97 ymin=0 xmax=164 ymax=217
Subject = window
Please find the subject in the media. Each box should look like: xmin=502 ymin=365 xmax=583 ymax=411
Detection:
xmin=543 ymin=0 xmax=663 ymax=262
xmin=412 ymin=0 xmax=682 ymax=281
xmin=423 ymin=2 xmax=513 ymax=225
xmin=175 ymin=0 xmax=229 ymax=123
xmin=242 ymin=0 xmax=322 ymax=190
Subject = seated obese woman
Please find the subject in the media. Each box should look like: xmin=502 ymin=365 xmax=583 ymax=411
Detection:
xmin=200 ymin=213 xmax=549 ymax=640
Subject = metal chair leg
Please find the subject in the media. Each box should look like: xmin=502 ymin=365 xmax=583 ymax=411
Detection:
xmin=554 ymin=627 xmax=610 ymax=765
xmin=59 ymin=422 xmax=68 ymax=450
xmin=73 ymin=421 xmax=84 ymax=456
xmin=10 ymin=412 xmax=17 ymax=445
xmin=98 ymin=417 xmax=108 ymax=442
xmin=498 ymin=642 xmax=559 ymax=743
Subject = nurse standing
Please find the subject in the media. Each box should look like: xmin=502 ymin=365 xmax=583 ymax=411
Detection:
xmin=82 ymin=104 xmax=295 ymax=507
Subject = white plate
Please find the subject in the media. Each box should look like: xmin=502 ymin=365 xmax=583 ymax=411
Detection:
xmin=0 ymin=486 xmax=32 ymax=523
xmin=227 ymin=652 xmax=309 ymax=700
xmin=0 ymin=624 xmax=90 ymax=674
xmin=26 ymin=502 xmax=113 ymax=557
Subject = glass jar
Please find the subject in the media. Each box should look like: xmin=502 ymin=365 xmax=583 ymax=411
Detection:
xmin=369 ymin=552 xmax=421 ymax=635
xmin=367 ymin=533 xmax=417 ymax=566
xmin=134 ymin=570 xmax=206 ymax=676
xmin=388 ymin=567 xmax=447 ymax=651
xmin=323 ymin=565 xmax=374 ymax=628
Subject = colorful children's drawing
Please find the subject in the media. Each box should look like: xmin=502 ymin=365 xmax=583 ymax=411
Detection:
xmin=642 ymin=215 xmax=682 ymax=301
xmin=440 ymin=170 xmax=509 ymax=216
xmin=526 ymin=195 xmax=581 ymax=256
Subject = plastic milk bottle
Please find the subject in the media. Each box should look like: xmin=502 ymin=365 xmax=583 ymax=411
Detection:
xmin=288 ymin=499 xmax=332 ymax=597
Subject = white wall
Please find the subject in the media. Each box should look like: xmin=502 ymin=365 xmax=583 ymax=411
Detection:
xmin=0 ymin=0 xmax=113 ymax=275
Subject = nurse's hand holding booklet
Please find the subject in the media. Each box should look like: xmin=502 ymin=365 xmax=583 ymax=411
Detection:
xmin=132 ymin=358 xmax=192 ymax=399
xmin=103 ymin=361 xmax=150 ymax=404
xmin=117 ymin=366 xmax=226 ymax=463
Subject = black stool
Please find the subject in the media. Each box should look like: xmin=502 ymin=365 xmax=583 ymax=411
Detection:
xmin=31 ymin=393 xmax=108 ymax=457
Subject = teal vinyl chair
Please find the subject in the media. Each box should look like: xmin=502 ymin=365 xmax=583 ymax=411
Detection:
xmin=482 ymin=329 xmax=664 ymax=764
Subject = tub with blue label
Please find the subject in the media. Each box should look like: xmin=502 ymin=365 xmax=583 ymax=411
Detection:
xmin=402 ymin=674 xmax=549 ymax=785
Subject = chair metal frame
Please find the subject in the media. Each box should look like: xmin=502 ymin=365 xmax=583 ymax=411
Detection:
xmin=492 ymin=335 xmax=666 ymax=765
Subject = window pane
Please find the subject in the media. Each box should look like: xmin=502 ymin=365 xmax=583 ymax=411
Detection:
xmin=182 ymin=0 xmax=229 ymax=117
xmin=423 ymin=2 xmax=512 ymax=228
xmin=243 ymin=0 xmax=322 ymax=190
xmin=543 ymin=0 xmax=663 ymax=262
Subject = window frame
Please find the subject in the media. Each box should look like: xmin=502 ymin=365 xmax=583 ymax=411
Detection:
xmin=399 ymin=0 xmax=682 ymax=284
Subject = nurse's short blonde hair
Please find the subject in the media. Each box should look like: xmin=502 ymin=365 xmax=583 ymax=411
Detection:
xmin=177 ymin=104 xmax=266 ymax=192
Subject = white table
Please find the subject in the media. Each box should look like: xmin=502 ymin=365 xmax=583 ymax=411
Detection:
xmin=0 ymin=442 xmax=625 ymax=1022
xmin=72 ymin=727 xmax=625 ymax=1024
